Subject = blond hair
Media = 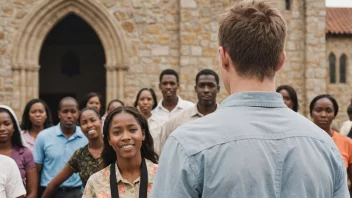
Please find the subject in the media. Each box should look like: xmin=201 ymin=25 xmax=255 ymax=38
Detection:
xmin=218 ymin=2 xmax=286 ymax=81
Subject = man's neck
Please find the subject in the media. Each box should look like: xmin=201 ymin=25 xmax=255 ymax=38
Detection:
xmin=197 ymin=103 xmax=217 ymax=116
xmin=162 ymin=96 xmax=179 ymax=112
xmin=229 ymin=76 xmax=276 ymax=94
xmin=60 ymin=125 xmax=75 ymax=139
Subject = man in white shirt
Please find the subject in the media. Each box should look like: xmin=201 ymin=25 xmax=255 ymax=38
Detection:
xmin=0 ymin=154 xmax=26 ymax=198
xmin=159 ymin=69 xmax=220 ymax=153
xmin=152 ymin=69 xmax=194 ymax=123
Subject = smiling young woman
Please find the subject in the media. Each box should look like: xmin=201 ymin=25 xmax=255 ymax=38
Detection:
xmin=83 ymin=106 xmax=158 ymax=198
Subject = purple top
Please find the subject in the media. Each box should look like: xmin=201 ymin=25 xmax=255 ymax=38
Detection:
xmin=11 ymin=146 xmax=36 ymax=180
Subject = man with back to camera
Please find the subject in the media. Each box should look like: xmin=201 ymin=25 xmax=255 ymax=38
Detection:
xmin=34 ymin=97 xmax=88 ymax=197
xmin=152 ymin=69 xmax=194 ymax=123
xmin=151 ymin=2 xmax=349 ymax=197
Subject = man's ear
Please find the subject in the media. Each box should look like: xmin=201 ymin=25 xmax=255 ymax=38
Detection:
xmin=276 ymin=51 xmax=286 ymax=72
xmin=219 ymin=46 xmax=230 ymax=72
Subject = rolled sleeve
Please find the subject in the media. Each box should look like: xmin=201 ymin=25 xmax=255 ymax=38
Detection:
xmin=150 ymin=136 xmax=200 ymax=198
xmin=33 ymin=134 xmax=44 ymax=164
xmin=67 ymin=149 xmax=80 ymax=173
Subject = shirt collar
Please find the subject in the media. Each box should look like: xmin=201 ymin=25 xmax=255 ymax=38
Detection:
xmin=220 ymin=92 xmax=286 ymax=109
xmin=115 ymin=159 xmax=155 ymax=184
xmin=55 ymin=123 xmax=83 ymax=138
xmin=157 ymin=96 xmax=187 ymax=110
xmin=191 ymin=103 xmax=220 ymax=118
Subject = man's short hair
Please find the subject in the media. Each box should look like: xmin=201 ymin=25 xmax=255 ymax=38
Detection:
xmin=159 ymin=69 xmax=179 ymax=83
xmin=58 ymin=97 xmax=79 ymax=111
xmin=195 ymin=69 xmax=219 ymax=85
xmin=218 ymin=2 xmax=286 ymax=81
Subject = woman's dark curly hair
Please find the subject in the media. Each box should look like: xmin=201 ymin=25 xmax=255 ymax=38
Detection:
xmin=102 ymin=106 xmax=158 ymax=166
xmin=0 ymin=108 xmax=24 ymax=148
xmin=80 ymin=92 xmax=105 ymax=116
xmin=20 ymin=99 xmax=53 ymax=131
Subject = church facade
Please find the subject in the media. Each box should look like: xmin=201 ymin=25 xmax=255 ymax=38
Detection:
xmin=0 ymin=0 xmax=350 ymax=126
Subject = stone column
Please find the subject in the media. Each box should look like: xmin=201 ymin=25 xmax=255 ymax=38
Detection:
xmin=304 ymin=0 xmax=327 ymax=115
xmin=12 ymin=66 xmax=22 ymax=116
xmin=105 ymin=65 xmax=128 ymax=105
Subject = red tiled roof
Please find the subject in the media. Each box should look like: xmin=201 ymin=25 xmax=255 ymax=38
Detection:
xmin=326 ymin=8 xmax=352 ymax=34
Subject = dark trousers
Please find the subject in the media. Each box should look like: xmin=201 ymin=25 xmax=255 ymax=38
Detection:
xmin=39 ymin=187 xmax=82 ymax=198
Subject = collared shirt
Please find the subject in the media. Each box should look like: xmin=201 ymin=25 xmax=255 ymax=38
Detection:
xmin=151 ymin=92 xmax=349 ymax=198
xmin=340 ymin=120 xmax=352 ymax=136
xmin=158 ymin=104 xmax=219 ymax=154
xmin=83 ymin=159 xmax=158 ymax=198
xmin=0 ymin=155 xmax=26 ymax=198
xmin=148 ymin=114 xmax=164 ymax=155
xmin=22 ymin=130 xmax=35 ymax=152
xmin=332 ymin=131 xmax=352 ymax=168
xmin=33 ymin=123 xmax=88 ymax=187
xmin=152 ymin=96 xmax=194 ymax=123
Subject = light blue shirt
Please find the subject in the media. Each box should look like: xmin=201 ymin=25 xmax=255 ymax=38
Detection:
xmin=151 ymin=92 xmax=349 ymax=198
xmin=33 ymin=123 xmax=88 ymax=187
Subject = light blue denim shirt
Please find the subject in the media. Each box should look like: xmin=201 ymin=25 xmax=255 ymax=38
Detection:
xmin=151 ymin=92 xmax=349 ymax=198
xmin=33 ymin=123 xmax=88 ymax=187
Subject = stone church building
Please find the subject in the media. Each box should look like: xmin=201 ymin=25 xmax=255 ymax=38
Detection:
xmin=0 ymin=0 xmax=351 ymax=126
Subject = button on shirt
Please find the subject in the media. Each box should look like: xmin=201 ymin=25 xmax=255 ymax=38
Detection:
xmin=152 ymin=96 xmax=194 ymax=123
xmin=33 ymin=123 xmax=88 ymax=187
xmin=151 ymin=92 xmax=349 ymax=198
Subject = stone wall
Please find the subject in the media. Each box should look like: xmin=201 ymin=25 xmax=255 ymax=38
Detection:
xmin=327 ymin=36 xmax=352 ymax=129
xmin=0 ymin=0 xmax=333 ymax=121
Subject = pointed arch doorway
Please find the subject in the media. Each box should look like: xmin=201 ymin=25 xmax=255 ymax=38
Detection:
xmin=39 ymin=14 xmax=105 ymax=123
xmin=11 ymin=0 xmax=131 ymax=116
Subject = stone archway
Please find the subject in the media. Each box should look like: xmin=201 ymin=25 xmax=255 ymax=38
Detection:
xmin=12 ymin=0 xmax=131 ymax=114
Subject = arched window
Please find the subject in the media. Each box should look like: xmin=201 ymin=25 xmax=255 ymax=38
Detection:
xmin=286 ymin=0 xmax=290 ymax=10
xmin=340 ymin=54 xmax=347 ymax=83
xmin=329 ymin=53 xmax=336 ymax=83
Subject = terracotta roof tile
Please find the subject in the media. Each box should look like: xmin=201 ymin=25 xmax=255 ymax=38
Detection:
xmin=326 ymin=8 xmax=352 ymax=34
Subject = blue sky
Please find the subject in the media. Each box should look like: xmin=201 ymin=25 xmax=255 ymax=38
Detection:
xmin=326 ymin=0 xmax=352 ymax=7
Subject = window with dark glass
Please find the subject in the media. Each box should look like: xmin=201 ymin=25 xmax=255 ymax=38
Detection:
xmin=329 ymin=53 xmax=336 ymax=83
xmin=340 ymin=54 xmax=347 ymax=83
xmin=286 ymin=0 xmax=290 ymax=10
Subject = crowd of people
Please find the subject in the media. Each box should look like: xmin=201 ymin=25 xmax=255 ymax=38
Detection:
xmin=1 ymin=1 xmax=352 ymax=198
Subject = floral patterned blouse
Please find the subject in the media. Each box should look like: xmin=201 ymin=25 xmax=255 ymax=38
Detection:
xmin=68 ymin=145 xmax=104 ymax=187
xmin=83 ymin=159 xmax=158 ymax=198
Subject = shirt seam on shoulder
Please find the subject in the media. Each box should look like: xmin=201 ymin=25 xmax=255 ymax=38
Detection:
xmin=182 ymin=134 xmax=343 ymax=157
